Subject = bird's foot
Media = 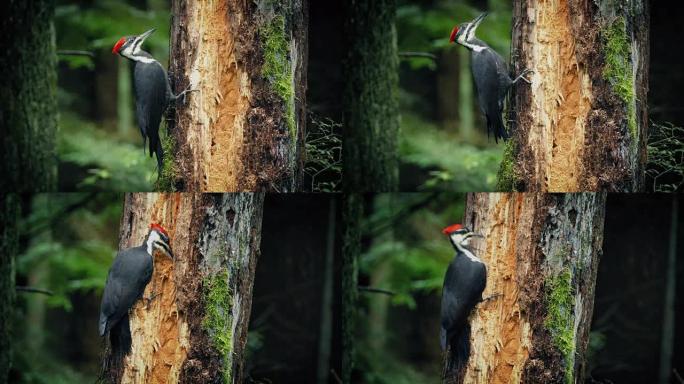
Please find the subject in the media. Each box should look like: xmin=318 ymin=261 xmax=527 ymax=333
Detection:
xmin=512 ymin=68 xmax=534 ymax=85
xmin=144 ymin=292 xmax=161 ymax=309
xmin=481 ymin=293 xmax=502 ymax=302
xmin=175 ymin=87 xmax=198 ymax=104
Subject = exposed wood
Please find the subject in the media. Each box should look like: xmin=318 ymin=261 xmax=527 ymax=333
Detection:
xmin=443 ymin=193 xmax=605 ymax=384
xmin=103 ymin=193 xmax=263 ymax=383
xmin=168 ymin=0 xmax=308 ymax=192
xmin=507 ymin=0 xmax=649 ymax=192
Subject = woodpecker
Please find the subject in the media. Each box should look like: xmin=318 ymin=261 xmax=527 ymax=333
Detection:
xmin=440 ymin=224 xmax=486 ymax=374
xmin=112 ymin=29 xmax=194 ymax=176
xmin=99 ymin=223 xmax=172 ymax=368
xmin=450 ymin=13 xmax=532 ymax=142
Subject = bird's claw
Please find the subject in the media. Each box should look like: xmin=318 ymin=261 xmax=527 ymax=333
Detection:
xmin=482 ymin=293 xmax=502 ymax=302
xmin=513 ymin=68 xmax=534 ymax=85
xmin=144 ymin=292 xmax=160 ymax=309
xmin=176 ymin=87 xmax=198 ymax=104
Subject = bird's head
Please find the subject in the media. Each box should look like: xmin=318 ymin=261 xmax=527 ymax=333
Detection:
xmin=442 ymin=223 xmax=483 ymax=249
xmin=112 ymin=28 xmax=155 ymax=59
xmin=449 ymin=12 xmax=487 ymax=46
xmin=146 ymin=222 xmax=173 ymax=258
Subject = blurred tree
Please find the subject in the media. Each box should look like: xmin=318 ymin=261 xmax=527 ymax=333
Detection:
xmin=165 ymin=0 xmax=308 ymax=192
xmin=103 ymin=193 xmax=263 ymax=383
xmin=1 ymin=195 xmax=20 ymax=381
xmin=343 ymin=0 xmax=400 ymax=192
xmin=343 ymin=194 xmax=363 ymax=382
xmin=0 ymin=0 xmax=58 ymax=193
xmin=443 ymin=193 xmax=605 ymax=383
xmin=504 ymin=1 xmax=649 ymax=192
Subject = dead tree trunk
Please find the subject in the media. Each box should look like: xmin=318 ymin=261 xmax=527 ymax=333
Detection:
xmin=501 ymin=1 xmax=649 ymax=192
xmin=443 ymin=193 xmax=605 ymax=384
xmin=165 ymin=1 xmax=308 ymax=192
xmin=103 ymin=193 xmax=263 ymax=384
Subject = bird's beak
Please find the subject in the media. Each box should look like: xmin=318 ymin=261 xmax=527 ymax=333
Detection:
xmin=471 ymin=12 xmax=487 ymax=31
xmin=138 ymin=28 xmax=156 ymax=43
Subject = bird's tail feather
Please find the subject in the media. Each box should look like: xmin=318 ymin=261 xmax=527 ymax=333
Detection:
xmin=99 ymin=313 xmax=131 ymax=383
xmin=155 ymin=139 xmax=164 ymax=177
xmin=489 ymin=112 xmax=508 ymax=143
xmin=443 ymin=323 xmax=471 ymax=383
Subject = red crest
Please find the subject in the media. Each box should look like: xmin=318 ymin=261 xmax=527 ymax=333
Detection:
xmin=112 ymin=37 xmax=126 ymax=54
xmin=449 ymin=26 xmax=459 ymax=43
xmin=442 ymin=223 xmax=463 ymax=235
xmin=149 ymin=223 xmax=169 ymax=237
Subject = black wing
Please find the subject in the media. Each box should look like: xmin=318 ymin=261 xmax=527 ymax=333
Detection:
xmin=440 ymin=255 xmax=487 ymax=344
xmin=98 ymin=246 xmax=153 ymax=335
xmin=134 ymin=61 xmax=168 ymax=157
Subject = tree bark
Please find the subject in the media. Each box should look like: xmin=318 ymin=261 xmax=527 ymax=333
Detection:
xmin=103 ymin=193 xmax=263 ymax=384
xmin=0 ymin=0 xmax=57 ymax=193
xmin=0 ymin=195 xmax=19 ymax=381
xmin=342 ymin=0 xmax=400 ymax=192
xmin=166 ymin=0 xmax=308 ymax=192
xmin=341 ymin=194 xmax=362 ymax=383
xmin=443 ymin=193 xmax=605 ymax=384
xmin=502 ymin=1 xmax=649 ymax=192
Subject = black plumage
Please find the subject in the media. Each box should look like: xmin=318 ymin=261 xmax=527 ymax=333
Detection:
xmin=99 ymin=243 xmax=153 ymax=365
xmin=133 ymin=54 xmax=172 ymax=172
xmin=440 ymin=247 xmax=487 ymax=372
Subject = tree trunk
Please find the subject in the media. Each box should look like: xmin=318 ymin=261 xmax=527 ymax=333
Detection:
xmin=342 ymin=0 xmax=400 ymax=192
xmin=443 ymin=193 xmax=605 ymax=384
xmin=341 ymin=194 xmax=362 ymax=383
xmin=0 ymin=195 xmax=19 ymax=381
xmin=166 ymin=0 xmax=308 ymax=192
xmin=0 ymin=0 xmax=57 ymax=193
xmin=103 ymin=193 xmax=264 ymax=384
xmin=501 ymin=1 xmax=649 ymax=192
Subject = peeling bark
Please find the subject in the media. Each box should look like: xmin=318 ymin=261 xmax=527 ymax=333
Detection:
xmin=168 ymin=0 xmax=308 ymax=192
xmin=507 ymin=0 xmax=649 ymax=192
xmin=443 ymin=193 xmax=605 ymax=384
xmin=103 ymin=193 xmax=263 ymax=384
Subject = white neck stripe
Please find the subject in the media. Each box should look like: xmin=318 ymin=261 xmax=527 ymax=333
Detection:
xmin=455 ymin=241 xmax=482 ymax=263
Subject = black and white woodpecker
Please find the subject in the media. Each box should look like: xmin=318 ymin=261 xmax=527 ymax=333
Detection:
xmin=99 ymin=223 xmax=173 ymax=364
xmin=450 ymin=13 xmax=532 ymax=142
xmin=440 ymin=224 xmax=487 ymax=373
xmin=112 ymin=29 xmax=194 ymax=176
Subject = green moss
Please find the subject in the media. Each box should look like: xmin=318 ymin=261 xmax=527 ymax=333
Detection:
xmin=545 ymin=269 xmax=575 ymax=384
xmin=602 ymin=17 xmax=637 ymax=142
xmin=262 ymin=15 xmax=296 ymax=141
xmin=203 ymin=271 xmax=234 ymax=383
xmin=157 ymin=132 xmax=177 ymax=192
xmin=496 ymin=140 xmax=518 ymax=191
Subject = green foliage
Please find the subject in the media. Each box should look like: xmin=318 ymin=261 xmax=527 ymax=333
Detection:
xmin=357 ymin=193 xmax=465 ymax=382
xmin=400 ymin=114 xmax=502 ymax=191
xmin=58 ymin=113 xmax=156 ymax=191
xmin=304 ymin=113 xmax=342 ymax=192
xmin=646 ymin=121 xmax=684 ymax=192
xmin=544 ymin=269 xmax=575 ymax=384
xmin=602 ymin=17 xmax=637 ymax=141
xmin=16 ymin=194 xmax=120 ymax=310
xmin=261 ymin=15 xmax=296 ymax=140
xmin=203 ymin=271 xmax=234 ymax=384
